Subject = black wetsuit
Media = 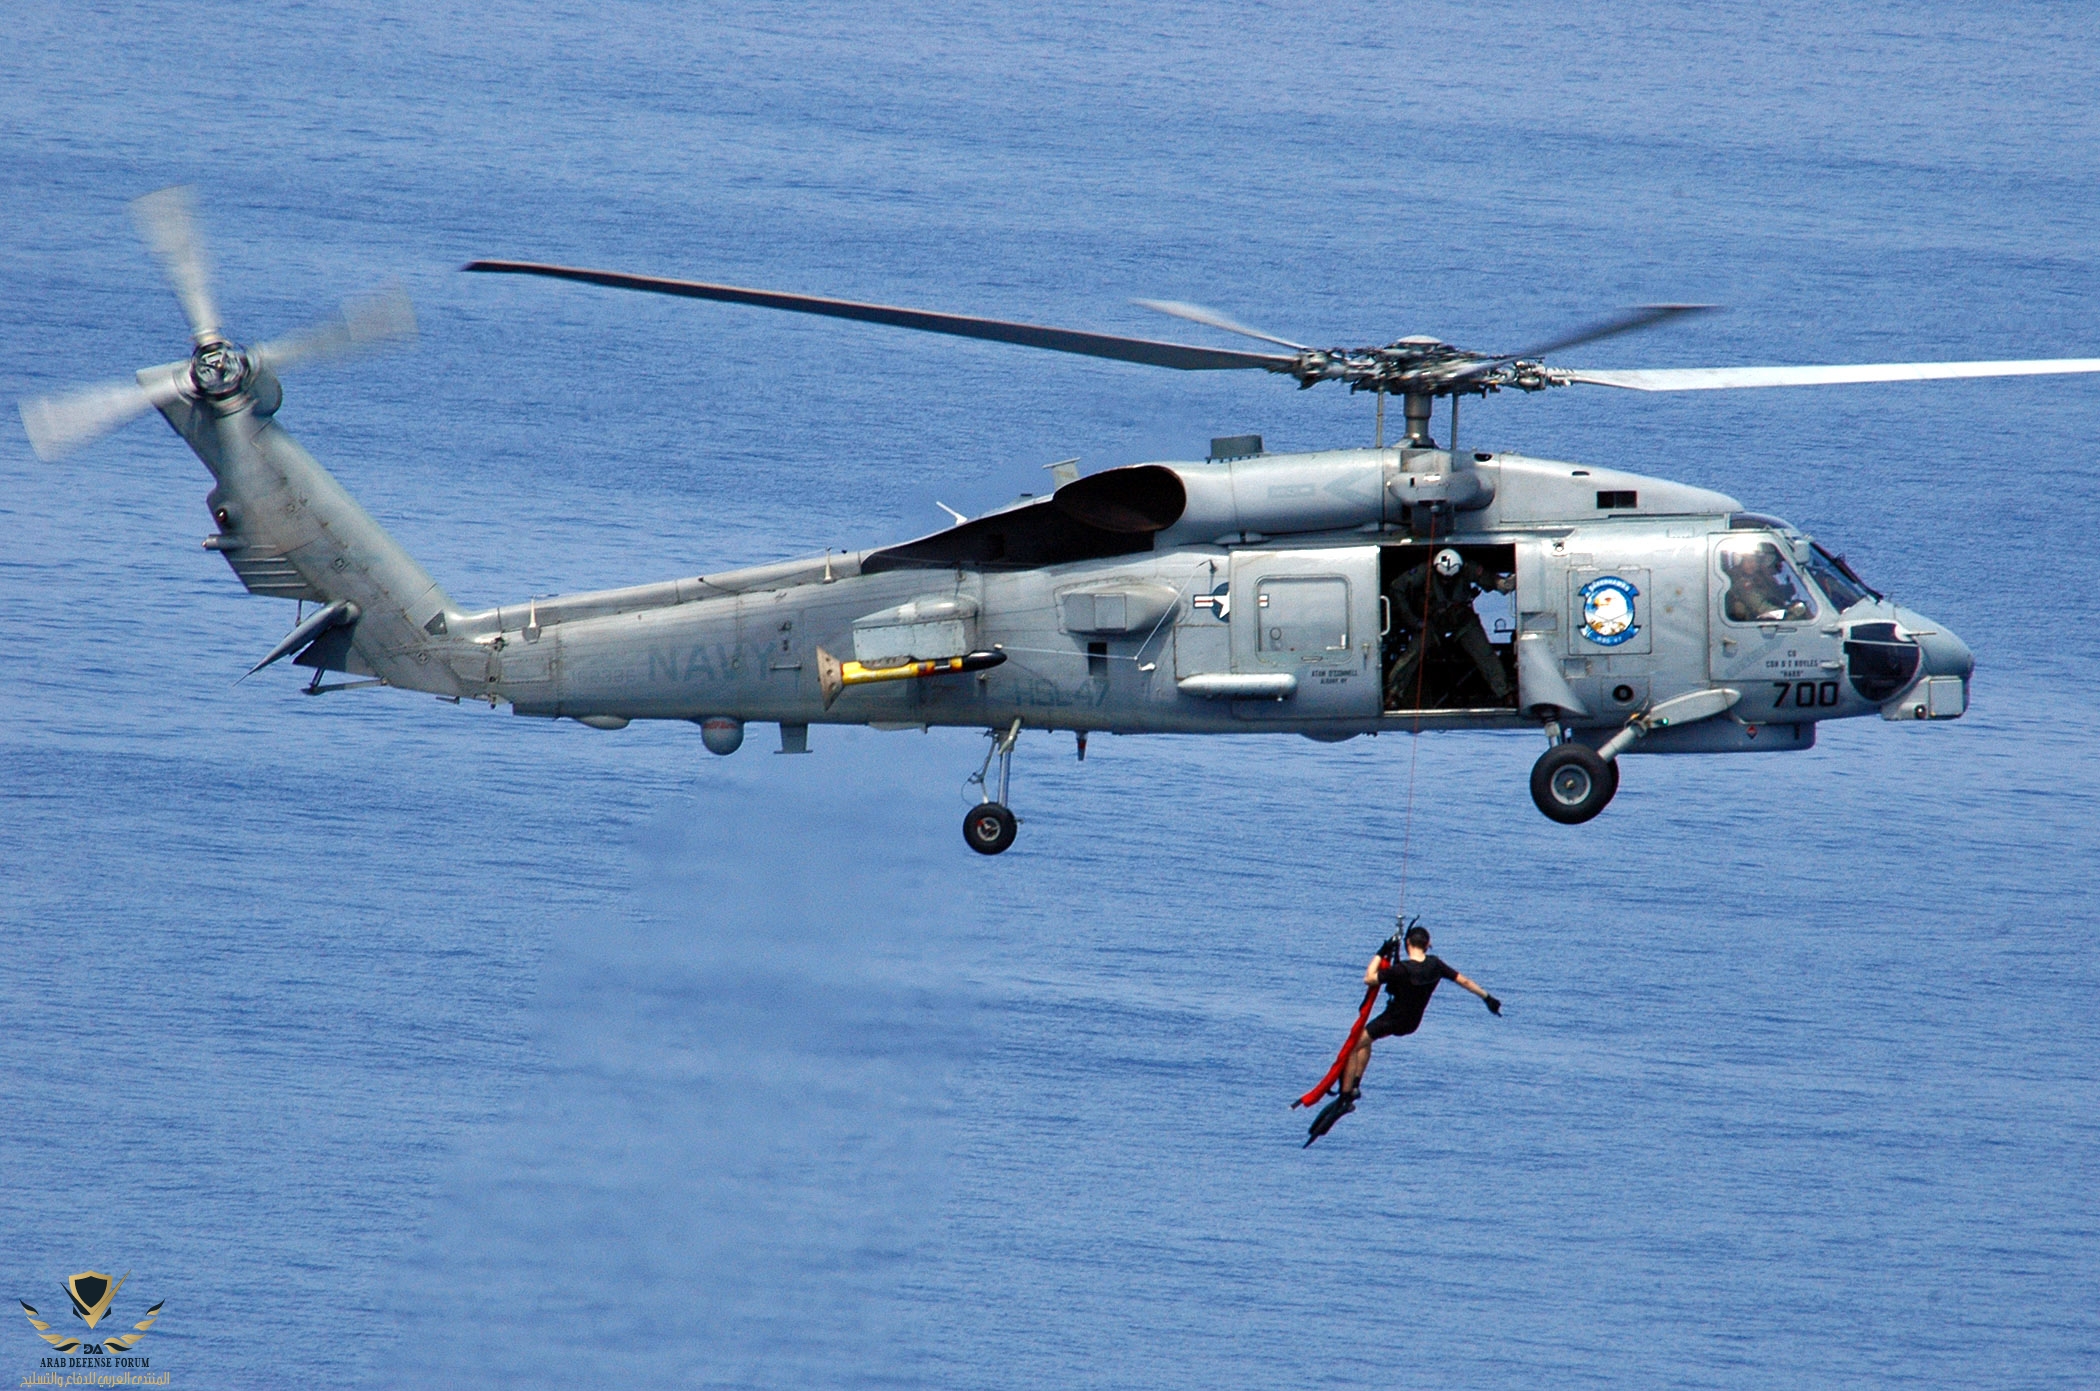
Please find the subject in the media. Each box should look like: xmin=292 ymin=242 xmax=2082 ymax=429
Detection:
xmin=1366 ymin=954 xmax=1457 ymax=1038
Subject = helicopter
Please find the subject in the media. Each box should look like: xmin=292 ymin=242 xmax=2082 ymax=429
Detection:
xmin=23 ymin=190 xmax=2100 ymax=855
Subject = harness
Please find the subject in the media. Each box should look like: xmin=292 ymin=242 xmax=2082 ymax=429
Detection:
xmin=1293 ymin=977 xmax=1382 ymax=1110
xmin=1293 ymin=926 xmax=1410 ymax=1109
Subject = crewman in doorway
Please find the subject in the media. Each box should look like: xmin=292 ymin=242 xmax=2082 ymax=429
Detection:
xmin=1385 ymin=548 xmax=1514 ymax=708
xmin=1304 ymin=923 xmax=1501 ymax=1145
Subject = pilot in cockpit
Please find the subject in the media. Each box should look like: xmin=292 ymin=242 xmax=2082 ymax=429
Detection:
xmin=1722 ymin=541 xmax=1814 ymax=623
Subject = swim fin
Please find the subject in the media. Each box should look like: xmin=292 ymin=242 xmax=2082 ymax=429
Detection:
xmin=1303 ymin=1089 xmax=1358 ymax=1147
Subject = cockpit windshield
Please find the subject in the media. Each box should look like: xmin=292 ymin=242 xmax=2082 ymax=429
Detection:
xmin=1717 ymin=535 xmax=1817 ymax=623
xmin=1805 ymin=543 xmax=1880 ymax=610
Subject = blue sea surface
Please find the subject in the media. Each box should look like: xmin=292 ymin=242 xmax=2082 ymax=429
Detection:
xmin=2 ymin=3 xmax=2097 ymax=1386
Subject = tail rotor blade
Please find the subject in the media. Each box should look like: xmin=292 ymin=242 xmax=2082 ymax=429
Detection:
xmin=20 ymin=380 xmax=154 ymax=461
xmin=18 ymin=362 xmax=186 ymax=461
xmin=131 ymin=186 xmax=223 ymax=346
xmin=250 ymin=286 xmax=418 ymax=374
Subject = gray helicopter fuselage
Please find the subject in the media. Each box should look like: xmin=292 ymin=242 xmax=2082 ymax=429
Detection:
xmin=141 ymin=384 xmax=1972 ymax=837
xmin=399 ymin=443 xmax=1971 ymax=750
xmin=22 ymin=189 xmax=2019 ymax=846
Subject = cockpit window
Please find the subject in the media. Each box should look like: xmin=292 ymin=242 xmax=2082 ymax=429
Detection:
xmin=1805 ymin=543 xmax=1879 ymax=610
xmin=1718 ymin=536 xmax=1817 ymax=623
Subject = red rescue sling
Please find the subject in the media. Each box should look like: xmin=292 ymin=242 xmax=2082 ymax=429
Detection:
xmin=1293 ymin=981 xmax=1380 ymax=1110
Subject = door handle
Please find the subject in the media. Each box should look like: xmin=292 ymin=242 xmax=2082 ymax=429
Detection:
xmin=1380 ymin=594 xmax=1391 ymax=636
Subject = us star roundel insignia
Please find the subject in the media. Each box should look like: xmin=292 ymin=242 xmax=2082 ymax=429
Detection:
xmin=1578 ymin=575 xmax=1640 ymax=646
xmin=18 ymin=1270 xmax=162 ymax=1354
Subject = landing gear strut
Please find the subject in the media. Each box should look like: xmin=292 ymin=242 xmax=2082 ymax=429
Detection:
xmin=964 ymin=718 xmax=1022 ymax=855
xmin=1528 ymin=690 xmax=1741 ymax=824
xmin=1530 ymin=728 xmax=1618 ymax=824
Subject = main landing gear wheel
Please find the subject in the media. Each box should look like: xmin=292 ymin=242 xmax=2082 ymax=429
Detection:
xmin=963 ymin=718 xmax=1025 ymax=855
xmin=1530 ymin=743 xmax=1618 ymax=824
xmin=964 ymin=802 xmax=1018 ymax=855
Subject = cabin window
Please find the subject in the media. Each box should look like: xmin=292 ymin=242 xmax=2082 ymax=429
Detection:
xmin=1719 ymin=537 xmax=1817 ymax=623
xmin=1255 ymin=577 xmax=1349 ymax=657
xmin=1805 ymin=543 xmax=1878 ymax=611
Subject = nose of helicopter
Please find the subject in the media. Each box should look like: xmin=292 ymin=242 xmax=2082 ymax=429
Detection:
xmin=1901 ymin=609 xmax=1975 ymax=681
xmin=1885 ymin=606 xmax=1973 ymax=720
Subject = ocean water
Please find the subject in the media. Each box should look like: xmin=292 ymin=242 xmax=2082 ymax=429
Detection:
xmin=2 ymin=3 xmax=2097 ymax=1385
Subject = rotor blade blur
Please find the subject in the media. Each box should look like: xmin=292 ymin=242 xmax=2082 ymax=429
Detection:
xmin=131 ymin=186 xmax=223 ymax=346
xmin=1508 ymin=304 xmax=1717 ymax=361
xmin=1560 ymin=358 xmax=2100 ymax=391
xmin=462 ymin=261 xmax=1296 ymax=372
xmin=18 ymin=362 xmax=186 ymax=461
xmin=1132 ymin=299 xmax=1310 ymax=350
xmin=250 ymin=286 xmax=418 ymax=374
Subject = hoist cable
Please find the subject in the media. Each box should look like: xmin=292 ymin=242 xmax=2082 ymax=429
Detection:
xmin=1393 ymin=550 xmax=1436 ymax=919
xmin=1293 ymin=548 xmax=1440 ymax=1110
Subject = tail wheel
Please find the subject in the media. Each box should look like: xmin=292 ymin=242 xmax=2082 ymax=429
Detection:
xmin=963 ymin=802 xmax=1019 ymax=855
xmin=1530 ymin=744 xmax=1619 ymax=824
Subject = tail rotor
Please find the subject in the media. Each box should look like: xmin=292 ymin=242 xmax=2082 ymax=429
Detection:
xmin=17 ymin=187 xmax=416 ymax=462
xmin=130 ymin=185 xmax=225 ymax=348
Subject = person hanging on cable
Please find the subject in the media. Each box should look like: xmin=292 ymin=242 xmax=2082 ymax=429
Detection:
xmin=1302 ymin=921 xmax=1501 ymax=1145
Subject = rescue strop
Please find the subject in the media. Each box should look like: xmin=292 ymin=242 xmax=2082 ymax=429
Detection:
xmin=1293 ymin=980 xmax=1380 ymax=1110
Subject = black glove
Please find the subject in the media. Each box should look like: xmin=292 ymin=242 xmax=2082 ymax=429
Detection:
xmin=1483 ymin=994 xmax=1502 ymax=1015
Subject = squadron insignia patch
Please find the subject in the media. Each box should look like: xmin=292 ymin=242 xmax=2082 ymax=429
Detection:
xmin=1578 ymin=576 xmax=1640 ymax=646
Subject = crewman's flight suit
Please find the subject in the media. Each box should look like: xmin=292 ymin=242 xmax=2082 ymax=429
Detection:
xmin=1384 ymin=557 xmax=1513 ymax=708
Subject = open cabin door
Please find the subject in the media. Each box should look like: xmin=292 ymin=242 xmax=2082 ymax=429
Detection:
xmin=1380 ymin=543 xmax=1518 ymax=713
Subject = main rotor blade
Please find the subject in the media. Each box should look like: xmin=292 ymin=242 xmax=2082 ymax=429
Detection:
xmin=18 ymin=362 xmax=186 ymax=461
xmin=1132 ymin=299 xmax=1310 ymax=351
xmin=250 ymin=286 xmax=418 ymax=374
xmin=1507 ymin=304 xmax=1718 ymax=362
xmin=131 ymin=186 xmax=223 ymax=346
xmin=1560 ymin=358 xmax=2100 ymax=391
xmin=462 ymin=261 xmax=1296 ymax=372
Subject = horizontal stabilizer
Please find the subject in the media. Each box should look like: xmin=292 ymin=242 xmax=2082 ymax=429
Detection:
xmin=246 ymin=599 xmax=360 ymax=677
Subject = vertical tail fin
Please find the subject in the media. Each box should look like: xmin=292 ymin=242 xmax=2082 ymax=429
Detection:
xmin=164 ymin=386 xmax=467 ymax=696
xmin=16 ymin=189 xmax=456 ymax=693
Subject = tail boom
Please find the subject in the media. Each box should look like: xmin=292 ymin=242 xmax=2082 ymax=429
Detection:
xmin=160 ymin=391 xmax=467 ymax=696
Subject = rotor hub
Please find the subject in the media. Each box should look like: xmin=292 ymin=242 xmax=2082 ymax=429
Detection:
xmin=189 ymin=339 xmax=249 ymax=399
